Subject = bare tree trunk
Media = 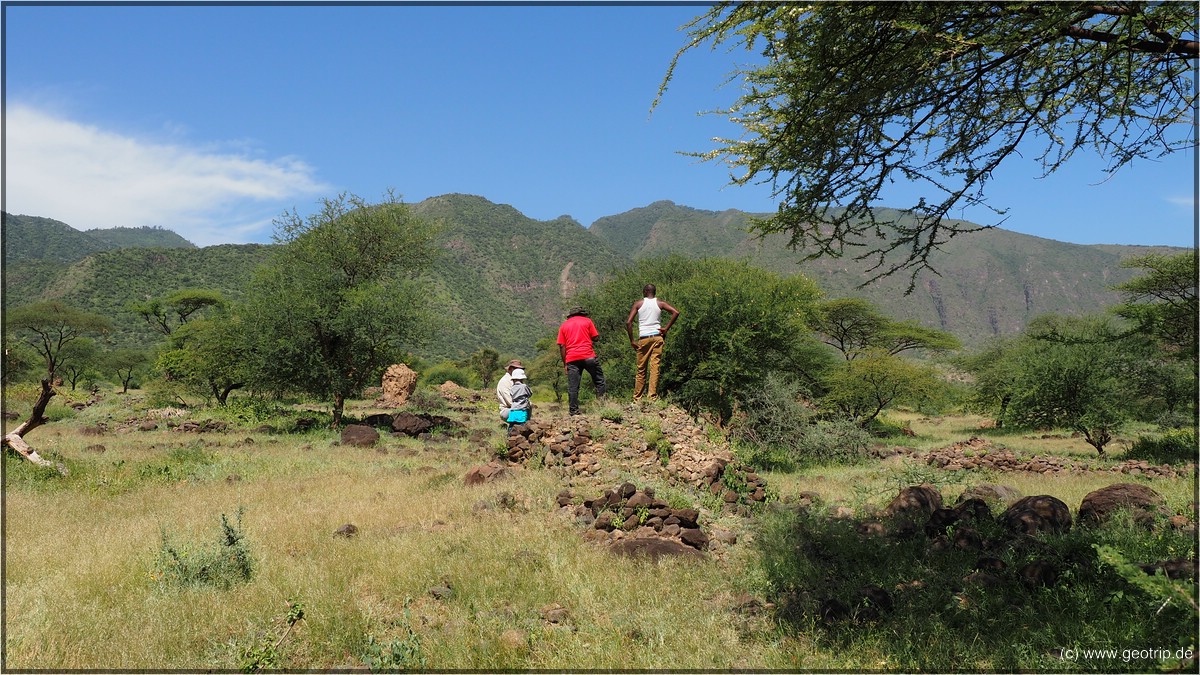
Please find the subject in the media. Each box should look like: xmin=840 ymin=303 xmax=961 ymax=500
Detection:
xmin=3 ymin=379 xmax=68 ymax=475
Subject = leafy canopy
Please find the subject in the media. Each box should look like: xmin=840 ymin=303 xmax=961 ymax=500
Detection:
xmin=810 ymin=297 xmax=960 ymax=360
xmin=1113 ymin=250 xmax=1198 ymax=363
xmin=6 ymin=300 xmax=112 ymax=380
xmin=575 ymin=255 xmax=829 ymax=422
xmin=244 ymin=192 xmax=439 ymax=425
xmin=659 ymin=2 xmax=1197 ymax=287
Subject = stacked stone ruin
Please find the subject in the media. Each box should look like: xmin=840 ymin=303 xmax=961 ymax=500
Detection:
xmin=557 ymin=482 xmax=712 ymax=553
xmin=503 ymin=414 xmax=770 ymax=511
xmin=925 ymin=437 xmax=1193 ymax=479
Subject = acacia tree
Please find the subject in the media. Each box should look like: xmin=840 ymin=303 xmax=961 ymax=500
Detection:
xmin=59 ymin=338 xmax=101 ymax=390
xmin=104 ymin=348 xmax=150 ymax=394
xmin=155 ymin=312 xmax=251 ymax=405
xmin=245 ymin=192 xmax=438 ymax=426
xmin=810 ymin=297 xmax=960 ymax=360
xmin=1113 ymin=251 xmax=1198 ymax=364
xmin=821 ymin=349 xmax=941 ymax=426
xmin=130 ymin=288 xmax=226 ymax=336
xmin=459 ymin=347 xmax=501 ymax=388
xmin=659 ymin=2 xmax=1196 ymax=287
xmin=4 ymin=301 xmax=111 ymax=471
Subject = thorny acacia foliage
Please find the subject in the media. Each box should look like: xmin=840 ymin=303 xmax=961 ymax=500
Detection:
xmin=659 ymin=2 xmax=1197 ymax=290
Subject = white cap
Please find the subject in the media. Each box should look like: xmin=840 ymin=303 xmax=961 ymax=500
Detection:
xmin=511 ymin=368 xmax=527 ymax=379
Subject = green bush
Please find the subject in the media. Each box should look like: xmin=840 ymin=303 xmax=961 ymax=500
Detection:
xmin=754 ymin=502 xmax=1196 ymax=671
xmin=732 ymin=374 xmax=871 ymax=470
xmin=419 ymin=363 xmax=478 ymax=389
xmin=1124 ymin=428 xmax=1198 ymax=465
xmin=206 ymin=398 xmax=285 ymax=426
xmin=152 ymin=509 xmax=254 ymax=589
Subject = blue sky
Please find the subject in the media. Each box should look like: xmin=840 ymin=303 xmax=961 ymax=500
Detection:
xmin=4 ymin=1 xmax=1196 ymax=248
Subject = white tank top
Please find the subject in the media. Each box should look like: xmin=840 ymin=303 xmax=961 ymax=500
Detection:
xmin=637 ymin=298 xmax=662 ymax=337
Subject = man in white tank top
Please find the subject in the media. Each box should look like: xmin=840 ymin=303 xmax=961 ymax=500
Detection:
xmin=624 ymin=284 xmax=680 ymax=402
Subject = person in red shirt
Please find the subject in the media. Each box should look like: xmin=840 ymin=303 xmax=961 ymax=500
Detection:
xmin=557 ymin=306 xmax=607 ymax=415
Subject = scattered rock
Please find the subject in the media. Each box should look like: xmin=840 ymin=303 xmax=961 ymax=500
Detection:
xmin=1137 ymin=559 xmax=1197 ymax=580
xmin=392 ymin=412 xmax=454 ymax=437
xmin=958 ymin=483 xmax=1023 ymax=508
xmin=539 ymin=602 xmax=570 ymax=624
xmin=340 ymin=424 xmax=380 ymax=448
xmin=884 ymin=484 xmax=943 ymax=520
xmin=464 ymin=461 xmax=508 ymax=486
xmin=609 ymin=537 xmax=705 ymax=561
xmin=1078 ymin=483 xmax=1169 ymax=528
xmin=334 ymin=523 xmax=359 ymax=538
xmin=1001 ymin=495 xmax=1073 ymax=535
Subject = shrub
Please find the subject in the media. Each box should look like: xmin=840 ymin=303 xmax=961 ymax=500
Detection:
xmin=732 ymin=374 xmax=871 ymax=469
xmin=419 ymin=363 xmax=478 ymax=389
xmin=403 ymin=387 xmax=448 ymax=412
xmin=206 ymin=398 xmax=285 ymax=426
xmin=152 ymin=509 xmax=254 ymax=589
xmin=1124 ymin=428 xmax=1198 ymax=465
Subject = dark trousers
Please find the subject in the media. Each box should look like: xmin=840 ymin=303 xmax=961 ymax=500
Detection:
xmin=566 ymin=357 xmax=606 ymax=414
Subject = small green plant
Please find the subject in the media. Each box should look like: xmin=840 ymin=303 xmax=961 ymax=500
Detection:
xmin=1124 ymin=428 xmax=1197 ymax=465
xmin=360 ymin=612 xmax=426 ymax=672
xmin=599 ymin=406 xmax=625 ymax=423
xmin=636 ymin=504 xmax=651 ymax=525
xmin=656 ymin=439 xmax=673 ymax=466
xmin=404 ymin=387 xmax=449 ymax=412
xmin=238 ymin=597 xmax=305 ymax=673
xmin=152 ymin=508 xmax=254 ymax=589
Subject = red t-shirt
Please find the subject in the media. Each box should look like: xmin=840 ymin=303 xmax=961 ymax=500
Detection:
xmin=557 ymin=315 xmax=599 ymax=362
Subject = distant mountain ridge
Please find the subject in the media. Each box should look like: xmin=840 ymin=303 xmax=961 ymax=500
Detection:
xmin=588 ymin=200 xmax=1190 ymax=346
xmin=3 ymin=213 xmax=196 ymax=264
xmin=4 ymin=197 xmax=1190 ymax=360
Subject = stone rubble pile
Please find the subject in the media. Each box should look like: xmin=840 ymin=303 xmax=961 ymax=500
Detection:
xmin=925 ymin=437 xmax=1194 ymax=479
xmin=558 ymin=481 xmax=712 ymax=552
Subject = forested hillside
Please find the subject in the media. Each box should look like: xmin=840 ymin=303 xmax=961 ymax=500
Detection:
xmin=4 ymin=196 xmax=1187 ymax=360
xmin=589 ymin=201 xmax=1190 ymax=346
xmin=4 ymin=197 xmax=628 ymax=360
xmin=3 ymin=213 xmax=195 ymax=263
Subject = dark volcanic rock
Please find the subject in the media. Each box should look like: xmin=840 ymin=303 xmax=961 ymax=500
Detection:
xmin=1001 ymin=495 xmax=1073 ymax=535
xmin=1078 ymin=483 xmax=1169 ymax=528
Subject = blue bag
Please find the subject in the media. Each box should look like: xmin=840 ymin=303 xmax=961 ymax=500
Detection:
xmin=506 ymin=409 xmax=528 ymax=424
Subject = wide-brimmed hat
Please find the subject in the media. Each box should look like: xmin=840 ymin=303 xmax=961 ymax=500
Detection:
xmin=567 ymin=306 xmax=589 ymax=317
xmin=507 ymin=359 xmax=523 ymax=369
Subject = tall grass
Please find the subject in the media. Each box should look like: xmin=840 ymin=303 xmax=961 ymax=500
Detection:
xmin=4 ymin=391 xmax=1195 ymax=670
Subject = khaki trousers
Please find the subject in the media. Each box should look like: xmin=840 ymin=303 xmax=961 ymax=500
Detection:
xmin=634 ymin=335 xmax=664 ymax=401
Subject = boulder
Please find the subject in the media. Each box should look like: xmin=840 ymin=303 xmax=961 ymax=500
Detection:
xmin=1137 ymin=559 xmax=1197 ymax=580
xmin=958 ymin=483 xmax=1023 ymax=507
xmin=378 ymin=364 xmax=418 ymax=406
xmin=464 ymin=461 xmax=507 ymax=486
xmin=392 ymin=412 xmax=453 ymax=437
xmin=340 ymin=424 xmax=380 ymax=448
xmin=609 ymin=537 xmax=705 ymax=561
xmin=679 ymin=527 xmax=710 ymax=550
xmin=884 ymin=484 xmax=944 ymax=520
xmin=1078 ymin=483 xmax=1169 ymax=528
xmin=1001 ymin=495 xmax=1072 ymax=535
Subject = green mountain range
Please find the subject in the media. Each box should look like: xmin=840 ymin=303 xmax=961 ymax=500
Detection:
xmin=3 ymin=199 xmax=1187 ymax=360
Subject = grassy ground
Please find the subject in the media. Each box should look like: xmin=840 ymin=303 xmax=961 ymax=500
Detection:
xmin=3 ymin=386 xmax=1196 ymax=671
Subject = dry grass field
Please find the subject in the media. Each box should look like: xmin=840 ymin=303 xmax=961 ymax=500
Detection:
xmin=3 ymin=385 xmax=1196 ymax=671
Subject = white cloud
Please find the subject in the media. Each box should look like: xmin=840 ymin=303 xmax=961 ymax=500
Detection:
xmin=4 ymin=104 xmax=329 ymax=246
xmin=1165 ymin=195 xmax=1197 ymax=210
